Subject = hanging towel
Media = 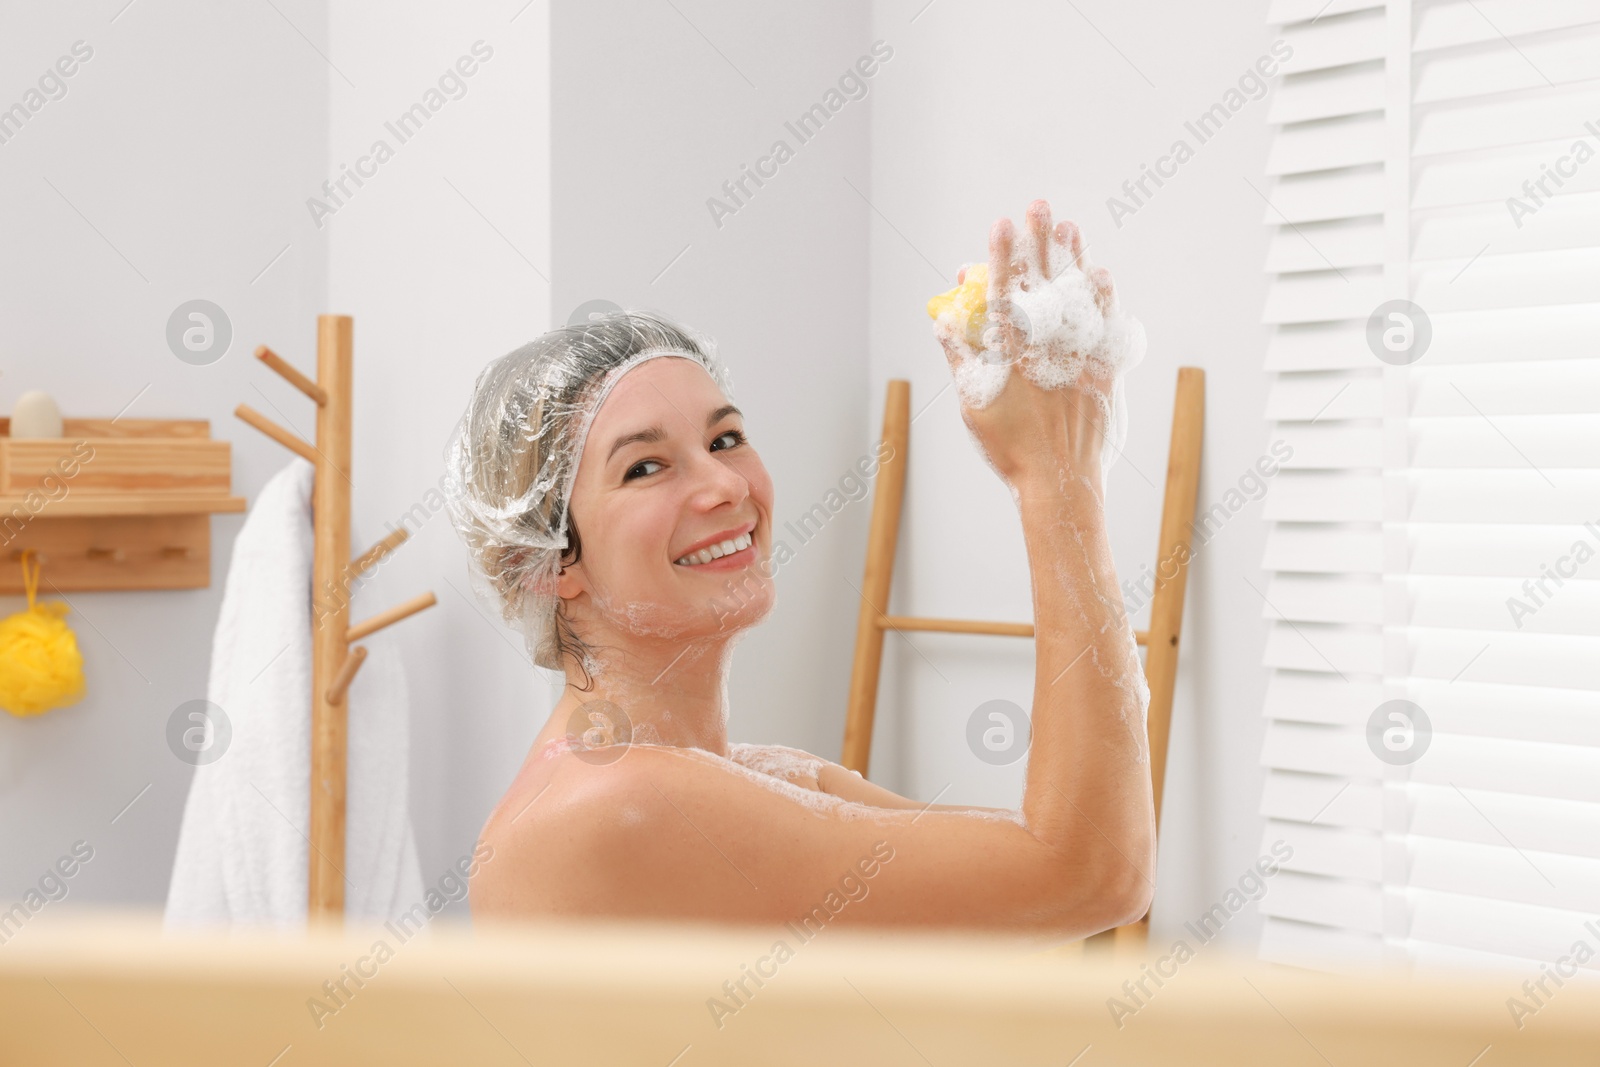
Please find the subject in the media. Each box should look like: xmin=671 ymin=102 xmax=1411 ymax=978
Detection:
xmin=165 ymin=458 xmax=423 ymax=928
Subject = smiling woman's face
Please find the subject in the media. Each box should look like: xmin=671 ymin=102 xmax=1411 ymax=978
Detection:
xmin=556 ymin=355 xmax=777 ymax=646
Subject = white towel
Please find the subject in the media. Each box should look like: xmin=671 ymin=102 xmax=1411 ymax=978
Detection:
xmin=165 ymin=458 xmax=423 ymax=928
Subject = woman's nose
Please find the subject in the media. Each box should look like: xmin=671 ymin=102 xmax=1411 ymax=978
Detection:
xmin=688 ymin=447 xmax=748 ymax=504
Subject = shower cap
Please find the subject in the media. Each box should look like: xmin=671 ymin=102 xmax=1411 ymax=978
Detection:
xmin=443 ymin=309 xmax=735 ymax=671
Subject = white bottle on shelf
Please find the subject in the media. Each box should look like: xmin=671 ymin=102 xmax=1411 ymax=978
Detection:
xmin=11 ymin=390 xmax=63 ymax=438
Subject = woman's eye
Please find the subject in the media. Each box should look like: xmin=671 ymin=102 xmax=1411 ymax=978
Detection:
xmin=624 ymin=459 xmax=662 ymax=482
xmin=712 ymin=429 xmax=747 ymax=451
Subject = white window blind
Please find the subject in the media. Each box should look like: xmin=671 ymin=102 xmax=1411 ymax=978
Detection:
xmin=1258 ymin=0 xmax=1600 ymax=973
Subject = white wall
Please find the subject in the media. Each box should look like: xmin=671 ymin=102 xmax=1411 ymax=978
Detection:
xmin=549 ymin=0 xmax=877 ymax=765
xmin=0 ymin=0 xmax=329 ymax=906
xmin=866 ymin=0 xmax=1279 ymax=947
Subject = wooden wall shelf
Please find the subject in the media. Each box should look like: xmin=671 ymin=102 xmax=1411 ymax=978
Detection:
xmin=0 ymin=417 xmax=246 ymax=593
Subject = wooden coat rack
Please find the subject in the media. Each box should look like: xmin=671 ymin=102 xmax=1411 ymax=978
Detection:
xmin=235 ymin=314 xmax=436 ymax=923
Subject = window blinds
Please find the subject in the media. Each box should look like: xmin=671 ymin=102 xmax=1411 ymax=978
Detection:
xmin=1258 ymin=0 xmax=1600 ymax=973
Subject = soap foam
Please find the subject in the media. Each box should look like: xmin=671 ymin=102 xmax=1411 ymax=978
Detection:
xmin=675 ymin=744 xmax=881 ymax=820
xmin=542 ymin=735 xmax=1035 ymax=826
xmin=930 ymin=222 xmax=1147 ymax=483
xmin=638 ymin=742 xmax=1033 ymax=825
xmin=1049 ymin=529 xmax=1152 ymax=767
xmin=962 ymin=807 xmax=1030 ymax=829
xmin=726 ymin=742 xmax=824 ymax=785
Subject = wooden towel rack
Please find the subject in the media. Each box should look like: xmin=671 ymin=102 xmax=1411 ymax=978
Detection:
xmin=235 ymin=314 xmax=437 ymax=923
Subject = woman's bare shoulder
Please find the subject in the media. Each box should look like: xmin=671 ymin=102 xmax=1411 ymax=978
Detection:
xmin=469 ymin=741 xmax=909 ymax=921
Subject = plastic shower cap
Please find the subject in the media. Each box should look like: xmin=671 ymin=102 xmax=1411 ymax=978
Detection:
xmin=443 ymin=309 xmax=735 ymax=671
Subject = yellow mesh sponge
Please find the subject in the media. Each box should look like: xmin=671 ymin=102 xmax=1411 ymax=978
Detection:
xmin=0 ymin=550 xmax=86 ymax=717
xmin=926 ymin=262 xmax=989 ymax=350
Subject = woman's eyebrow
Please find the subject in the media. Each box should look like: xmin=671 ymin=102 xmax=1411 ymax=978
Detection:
xmin=605 ymin=404 xmax=743 ymax=465
xmin=606 ymin=425 xmax=665 ymax=465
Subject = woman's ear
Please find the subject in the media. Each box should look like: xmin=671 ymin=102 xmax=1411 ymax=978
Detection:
xmin=556 ymin=559 xmax=586 ymax=600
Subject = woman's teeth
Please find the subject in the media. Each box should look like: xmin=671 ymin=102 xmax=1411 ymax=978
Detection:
xmin=674 ymin=530 xmax=753 ymax=567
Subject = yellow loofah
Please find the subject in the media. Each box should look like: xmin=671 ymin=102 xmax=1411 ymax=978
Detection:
xmin=926 ymin=262 xmax=990 ymax=350
xmin=0 ymin=550 xmax=86 ymax=717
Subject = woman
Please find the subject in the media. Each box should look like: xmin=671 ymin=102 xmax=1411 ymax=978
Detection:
xmin=447 ymin=200 xmax=1154 ymax=941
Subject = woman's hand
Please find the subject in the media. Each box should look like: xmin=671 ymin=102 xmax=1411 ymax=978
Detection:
xmin=935 ymin=200 xmax=1120 ymax=493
